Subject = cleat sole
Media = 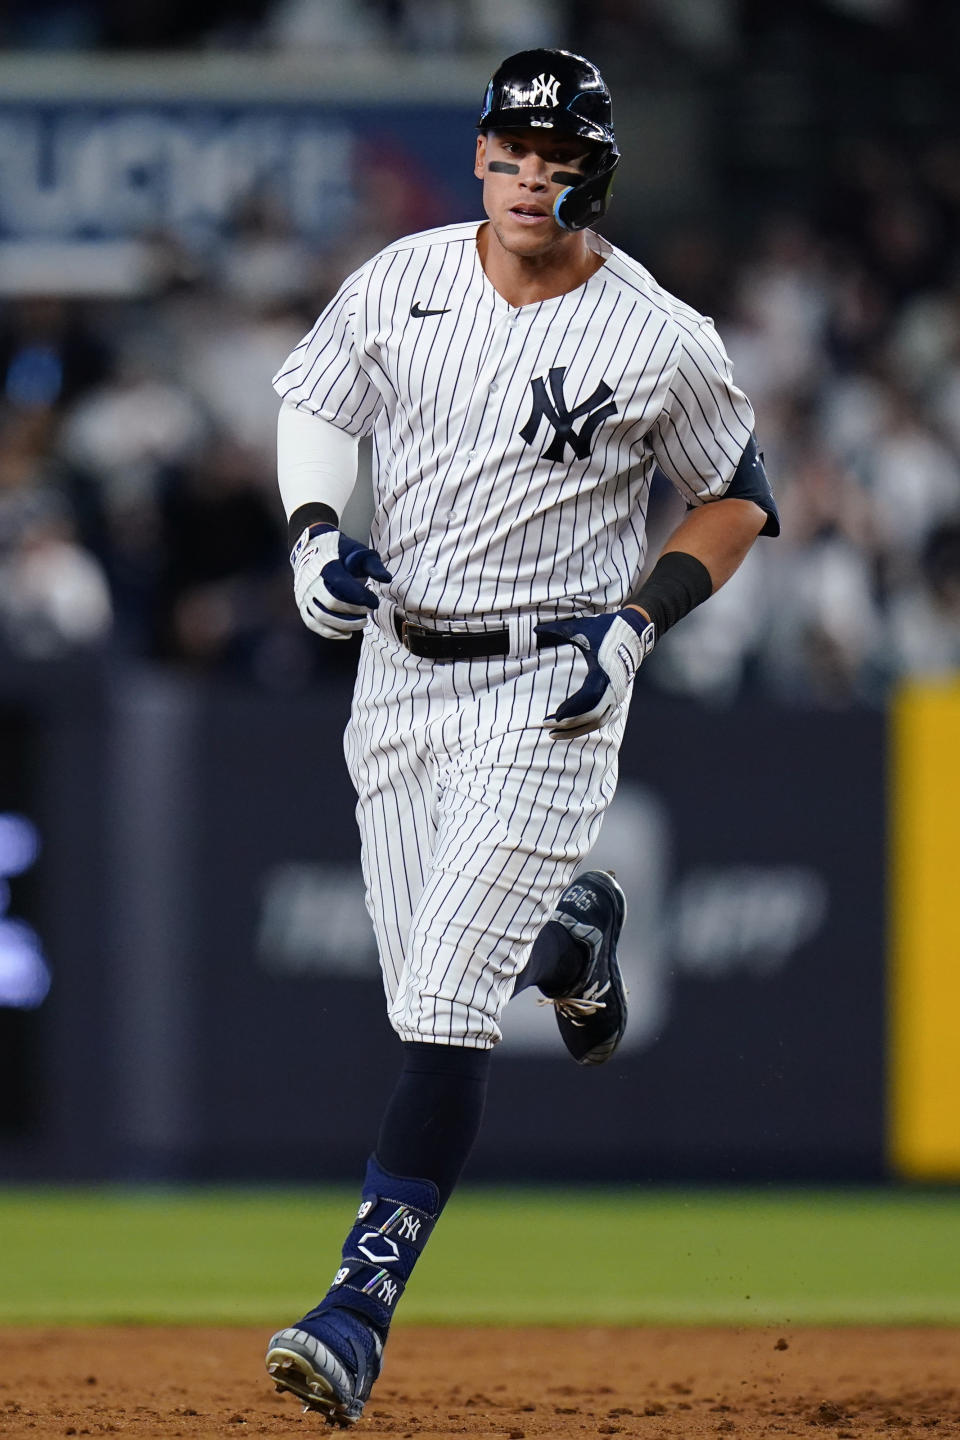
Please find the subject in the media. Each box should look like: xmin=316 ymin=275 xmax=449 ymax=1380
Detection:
xmin=265 ymin=1343 xmax=359 ymax=1428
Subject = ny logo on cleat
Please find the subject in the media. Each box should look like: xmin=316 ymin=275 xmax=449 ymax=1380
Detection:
xmin=398 ymin=1213 xmax=422 ymax=1242
xmin=520 ymin=367 xmax=618 ymax=463
xmin=378 ymin=1278 xmax=399 ymax=1306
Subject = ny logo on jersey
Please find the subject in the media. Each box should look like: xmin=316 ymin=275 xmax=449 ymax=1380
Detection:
xmin=530 ymin=72 xmax=561 ymax=107
xmin=519 ymin=366 xmax=618 ymax=463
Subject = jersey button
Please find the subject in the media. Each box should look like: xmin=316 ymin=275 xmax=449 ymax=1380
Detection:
xmin=490 ymin=383 xmax=499 ymax=393
xmin=467 ymin=449 xmax=477 ymax=458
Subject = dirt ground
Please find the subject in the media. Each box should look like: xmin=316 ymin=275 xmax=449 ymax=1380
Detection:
xmin=1 ymin=1326 xmax=958 ymax=1439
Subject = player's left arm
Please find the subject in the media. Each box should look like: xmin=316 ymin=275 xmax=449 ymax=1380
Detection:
xmin=537 ymin=321 xmax=778 ymax=737
xmin=536 ymin=442 xmax=776 ymax=737
xmin=625 ymin=427 xmax=779 ymax=635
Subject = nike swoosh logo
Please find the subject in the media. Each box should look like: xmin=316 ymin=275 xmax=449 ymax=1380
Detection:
xmin=410 ymin=302 xmax=450 ymax=318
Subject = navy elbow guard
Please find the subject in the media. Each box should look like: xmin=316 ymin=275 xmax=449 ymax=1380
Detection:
xmin=724 ymin=433 xmax=780 ymax=536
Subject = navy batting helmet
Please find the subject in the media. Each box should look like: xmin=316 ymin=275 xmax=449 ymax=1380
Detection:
xmin=477 ymin=48 xmax=619 ymax=232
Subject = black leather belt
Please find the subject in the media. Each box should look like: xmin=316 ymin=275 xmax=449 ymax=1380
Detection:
xmin=394 ymin=613 xmax=560 ymax=661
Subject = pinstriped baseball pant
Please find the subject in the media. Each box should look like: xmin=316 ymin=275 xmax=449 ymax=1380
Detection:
xmin=344 ymin=615 xmax=628 ymax=1049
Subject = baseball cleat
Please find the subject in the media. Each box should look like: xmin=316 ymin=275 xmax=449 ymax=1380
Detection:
xmin=266 ymin=1323 xmax=383 ymax=1427
xmin=540 ymin=869 xmax=628 ymax=1065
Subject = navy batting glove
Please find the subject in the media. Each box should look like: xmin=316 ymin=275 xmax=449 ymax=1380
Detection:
xmin=535 ymin=608 xmax=655 ymax=738
xmin=291 ymin=522 xmax=392 ymax=640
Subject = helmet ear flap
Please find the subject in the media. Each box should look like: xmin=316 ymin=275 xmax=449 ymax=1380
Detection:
xmin=554 ymin=150 xmax=619 ymax=231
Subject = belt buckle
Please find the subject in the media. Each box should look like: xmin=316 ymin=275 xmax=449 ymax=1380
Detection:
xmin=400 ymin=619 xmax=430 ymax=651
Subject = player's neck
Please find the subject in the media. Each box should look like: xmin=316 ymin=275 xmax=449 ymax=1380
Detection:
xmin=476 ymin=222 xmax=604 ymax=308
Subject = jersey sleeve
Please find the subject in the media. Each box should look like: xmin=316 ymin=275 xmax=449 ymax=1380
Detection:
xmin=272 ymin=264 xmax=383 ymax=437
xmin=648 ymin=318 xmax=755 ymax=505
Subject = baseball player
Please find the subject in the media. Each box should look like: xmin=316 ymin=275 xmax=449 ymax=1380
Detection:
xmin=265 ymin=48 xmax=779 ymax=1425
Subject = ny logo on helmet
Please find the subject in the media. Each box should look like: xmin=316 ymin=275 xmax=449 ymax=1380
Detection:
xmin=530 ymin=73 xmax=561 ymax=107
xmin=519 ymin=366 xmax=618 ymax=463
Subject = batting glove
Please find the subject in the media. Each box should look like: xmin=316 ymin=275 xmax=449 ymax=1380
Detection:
xmin=535 ymin=609 xmax=656 ymax=739
xmin=291 ymin=523 xmax=392 ymax=640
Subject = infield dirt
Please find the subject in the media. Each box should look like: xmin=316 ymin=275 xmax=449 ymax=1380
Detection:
xmin=1 ymin=1326 xmax=958 ymax=1438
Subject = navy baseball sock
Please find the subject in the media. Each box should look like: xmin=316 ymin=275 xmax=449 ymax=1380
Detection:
xmin=512 ymin=919 xmax=589 ymax=999
xmin=376 ymin=1041 xmax=491 ymax=1205
xmin=298 ymin=1043 xmax=491 ymax=1373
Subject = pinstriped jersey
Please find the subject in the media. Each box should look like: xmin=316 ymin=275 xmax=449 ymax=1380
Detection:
xmin=273 ymin=221 xmax=755 ymax=622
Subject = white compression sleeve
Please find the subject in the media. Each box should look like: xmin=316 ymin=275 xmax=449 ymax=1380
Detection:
xmin=277 ymin=401 xmax=359 ymax=522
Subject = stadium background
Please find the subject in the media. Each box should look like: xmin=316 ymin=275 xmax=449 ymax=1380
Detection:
xmin=0 ymin=0 xmax=959 ymax=1325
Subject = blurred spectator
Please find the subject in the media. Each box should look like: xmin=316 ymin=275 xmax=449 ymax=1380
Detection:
xmin=0 ymin=517 xmax=113 ymax=658
xmin=644 ymin=547 xmax=770 ymax=704
xmin=99 ymin=0 xmax=269 ymax=48
xmin=890 ymin=522 xmax=960 ymax=681
xmin=151 ymin=436 xmax=284 ymax=672
xmin=0 ymin=409 xmax=112 ymax=658
xmin=216 ymin=193 xmax=320 ymax=311
xmin=178 ymin=300 xmax=307 ymax=471
xmin=0 ymin=300 xmax=112 ymax=413
xmin=725 ymin=218 xmax=831 ymax=410
xmin=765 ymin=531 xmax=884 ymax=707
xmin=61 ymin=342 xmax=208 ymax=516
xmin=854 ymin=384 xmax=960 ymax=578
xmin=264 ymin=0 xmax=390 ymax=51
xmin=469 ymin=0 xmax=564 ymax=51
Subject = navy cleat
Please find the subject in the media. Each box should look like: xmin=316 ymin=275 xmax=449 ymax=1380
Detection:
xmin=540 ymin=869 xmax=628 ymax=1065
xmin=266 ymin=1315 xmax=383 ymax=1427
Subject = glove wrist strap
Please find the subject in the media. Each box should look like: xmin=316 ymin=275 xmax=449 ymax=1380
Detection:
xmin=290 ymin=519 xmax=336 ymax=567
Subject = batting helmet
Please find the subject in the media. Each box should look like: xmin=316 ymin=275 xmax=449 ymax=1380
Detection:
xmin=477 ymin=48 xmax=619 ymax=232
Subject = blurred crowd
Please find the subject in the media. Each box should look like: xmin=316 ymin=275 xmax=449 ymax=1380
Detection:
xmin=0 ymin=0 xmax=566 ymax=52
xmin=0 ymin=0 xmax=957 ymax=707
xmin=5 ymin=0 xmax=951 ymax=63
xmin=634 ymin=132 xmax=960 ymax=706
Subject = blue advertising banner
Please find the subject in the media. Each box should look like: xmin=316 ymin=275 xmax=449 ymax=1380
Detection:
xmin=0 ymin=666 xmax=886 ymax=1183
xmin=0 ymin=101 xmax=479 ymax=245
xmin=182 ymin=680 xmax=885 ymax=1184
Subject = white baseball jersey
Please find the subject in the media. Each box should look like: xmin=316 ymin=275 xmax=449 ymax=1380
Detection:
xmin=274 ymin=221 xmax=755 ymax=1047
xmin=275 ymin=221 xmax=754 ymax=623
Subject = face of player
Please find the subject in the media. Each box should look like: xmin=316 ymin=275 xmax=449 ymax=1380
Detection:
xmin=474 ymin=128 xmax=593 ymax=260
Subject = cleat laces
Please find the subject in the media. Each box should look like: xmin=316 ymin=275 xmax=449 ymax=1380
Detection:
xmin=538 ymin=978 xmax=610 ymax=1026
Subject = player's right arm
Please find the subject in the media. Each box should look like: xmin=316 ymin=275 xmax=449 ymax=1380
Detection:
xmin=278 ymin=402 xmax=391 ymax=640
xmin=273 ymin=265 xmax=390 ymax=640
